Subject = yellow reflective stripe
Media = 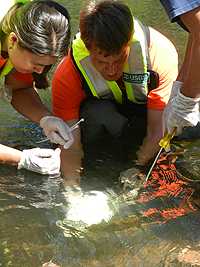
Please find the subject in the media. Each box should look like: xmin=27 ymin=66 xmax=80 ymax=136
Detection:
xmin=77 ymin=59 xmax=99 ymax=98
xmin=123 ymin=60 xmax=134 ymax=101
xmin=72 ymin=38 xmax=99 ymax=98
xmin=1 ymin=60 xmax=13 ymax=77
xmin=107 ymin=81 xmax=123 ymax=104
xmin=86 ymin=76 xmax=99 ymax=98
xmin=0 ymin=42 xmax=14 ymax=77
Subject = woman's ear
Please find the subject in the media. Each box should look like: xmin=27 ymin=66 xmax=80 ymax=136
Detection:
xmin=8 ymin=32 xmax=19 ymax=47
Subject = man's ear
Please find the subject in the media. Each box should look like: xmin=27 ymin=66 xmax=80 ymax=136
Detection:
xmin=8 ymin=32 xmax=19 ymax=47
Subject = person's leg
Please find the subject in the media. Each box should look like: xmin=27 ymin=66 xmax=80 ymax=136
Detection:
xmin=79 ymin=98 xmax=128 ymax=142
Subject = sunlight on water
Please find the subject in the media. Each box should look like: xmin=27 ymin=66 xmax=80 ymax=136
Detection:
xmin=1 ymin=133 xmax=200 ymax=266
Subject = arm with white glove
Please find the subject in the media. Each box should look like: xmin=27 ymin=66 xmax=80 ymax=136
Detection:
xmin=0 ymin=144 xmax=61 ymax=175
xmin=18 ymin=148 xmax=61 ymax=175
xmin=40 ymin=116 xmax=74 ymax=149
xmin=8 ymin=80 xmax=74 ymax=149
xmin=162 ymin=81 xmax=200 ymax=136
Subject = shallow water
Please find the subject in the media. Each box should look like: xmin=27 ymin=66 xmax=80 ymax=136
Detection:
xmin=1 ymin=1 xmax=200 ymax=267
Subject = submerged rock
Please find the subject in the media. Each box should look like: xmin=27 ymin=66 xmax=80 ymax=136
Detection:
xmin=119 ymin=166 xmax=145 ymax=203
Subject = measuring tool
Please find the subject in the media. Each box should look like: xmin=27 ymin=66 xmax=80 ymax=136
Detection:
xmin=145 ymin=129 xmax=176 ymax=182
xmin=36 ymin=118 xmax=84 ymax=144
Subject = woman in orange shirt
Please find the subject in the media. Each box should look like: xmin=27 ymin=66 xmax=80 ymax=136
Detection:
xmin=0 ymin=0 xmax=73 ymax=174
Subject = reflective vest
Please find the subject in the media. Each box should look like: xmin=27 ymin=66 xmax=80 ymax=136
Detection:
xmin=0 ymin=43 xmax=13 ymax=77
xmin=72 ymin=17 xmax=153 ymax=105
xmin=0 ymin=0 xmax=16 ymax=77
xmin=0 ymin=0 xmax=31 ymax=77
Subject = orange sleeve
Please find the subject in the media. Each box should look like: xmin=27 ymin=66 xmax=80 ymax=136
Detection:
xmin=52 ymin=51 xmax=87 ymax=121
xmin=0 ymin=56 xmax=8 ymax=68
xmin=147 ymin=27 xmax=178 ymax=110
xmin=12 ymin=72 xmax=34 ymax=83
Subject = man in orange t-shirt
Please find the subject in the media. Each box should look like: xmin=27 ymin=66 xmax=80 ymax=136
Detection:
xmin=52 ymin=0 xmax=178 ymax=166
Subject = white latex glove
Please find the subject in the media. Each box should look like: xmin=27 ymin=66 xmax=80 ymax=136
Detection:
xmin=18 ymin=147 xmax=61 ymax=175
xmin=162 ymin=81 xmax=183 ymax=136
xmin=163 ymin=81 xmax=200 ymax=136
xmin=169 ymin=88 xmax=200 ymax=130
xmin=39 ymin=116 xmax=74 ymax=149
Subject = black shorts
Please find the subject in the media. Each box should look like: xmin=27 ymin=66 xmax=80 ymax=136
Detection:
xmin=79 ymin=97 xmax=147 ymax=142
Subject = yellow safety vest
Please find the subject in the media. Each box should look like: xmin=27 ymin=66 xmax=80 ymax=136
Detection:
xmin=0 ymin=0 xmax=16 ymax=77
xmin=72 ymin=17 xmax=150 ymax=105
xmin=0 ymin=43 xmax=14 ymax=77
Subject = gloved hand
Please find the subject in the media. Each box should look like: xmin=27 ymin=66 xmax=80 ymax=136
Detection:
xmin=162 ymin=81 xmax=183 ymax=136
xmin=39 ymin=116 xmax=74 ymax=149
xmin=18 ymin=147 xmax=61 ymax=175
xmin=162 ymin=81 xmax=200 ymax=136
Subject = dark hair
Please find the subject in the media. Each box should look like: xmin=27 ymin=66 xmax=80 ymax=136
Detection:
xmin=79 ymin=0 xmax=133 ymax=56
xmin=1 ymin=0 xmax=71 ymax=88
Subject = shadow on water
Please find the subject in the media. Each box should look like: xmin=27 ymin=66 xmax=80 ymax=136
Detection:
xmin=1 ymin=0 xmax=200 ymax=267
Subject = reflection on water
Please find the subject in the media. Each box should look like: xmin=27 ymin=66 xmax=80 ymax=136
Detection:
xmin=1 ymin=0 xmax=199 ymax=266
xmin=1 ymin=141 xmax=200 ymax=266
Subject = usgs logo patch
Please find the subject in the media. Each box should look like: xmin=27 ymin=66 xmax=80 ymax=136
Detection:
xmin=122 ymin=72 xmax=150 ymax=84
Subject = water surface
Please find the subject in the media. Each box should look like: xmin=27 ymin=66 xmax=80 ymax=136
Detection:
xmin=1 ymin=1 xmax=200 ymax=267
